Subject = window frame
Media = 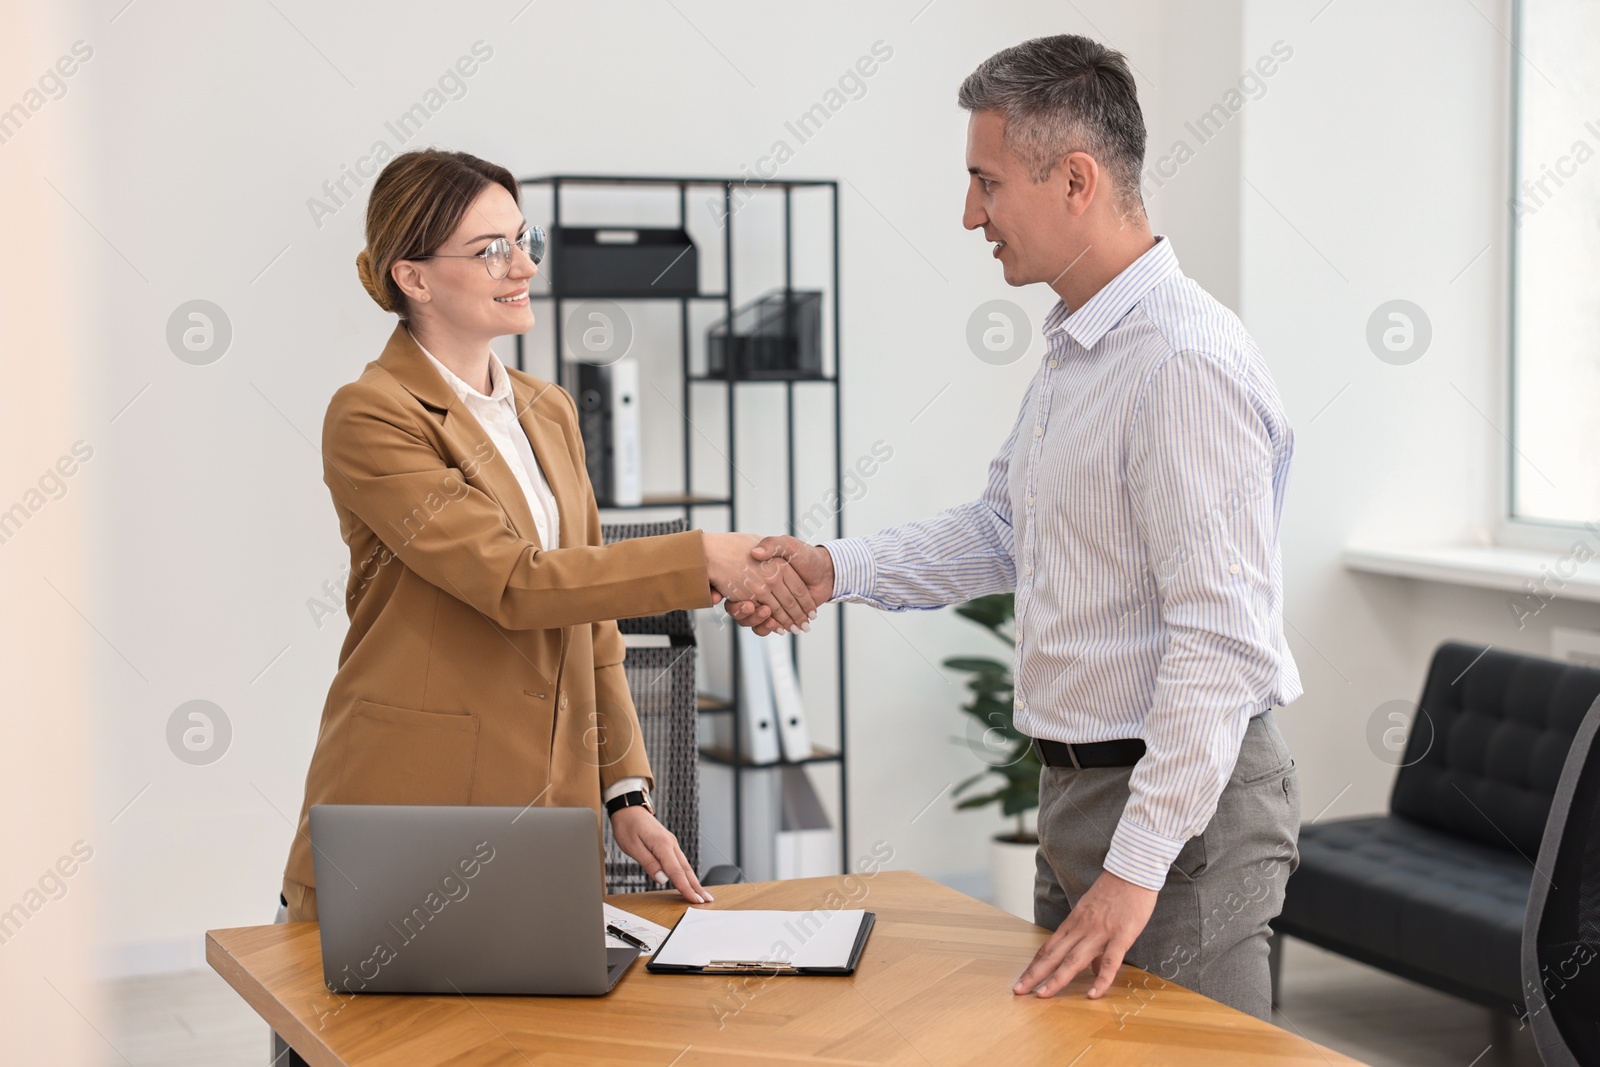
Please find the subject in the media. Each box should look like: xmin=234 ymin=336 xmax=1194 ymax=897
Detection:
xmin=1497 ymin=0 xmax=1597 ymax=552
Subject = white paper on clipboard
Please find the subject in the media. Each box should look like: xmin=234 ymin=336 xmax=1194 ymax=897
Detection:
xmin=652 ymin=908 xmax=867 ymax=969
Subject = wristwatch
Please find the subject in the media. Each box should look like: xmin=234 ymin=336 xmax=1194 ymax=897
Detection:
xmin=605 ymin=788 xmax=654 ymax=817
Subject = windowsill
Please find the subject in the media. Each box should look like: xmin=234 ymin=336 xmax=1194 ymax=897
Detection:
xmin=1342 ymin=542 xmax=1600 ymax=603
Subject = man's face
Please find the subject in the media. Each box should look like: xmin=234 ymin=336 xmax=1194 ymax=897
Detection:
xmin=962 ymin=109 xmax=1082 ymax=287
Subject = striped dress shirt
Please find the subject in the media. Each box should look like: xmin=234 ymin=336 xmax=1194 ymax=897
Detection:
xmin=823 ymin=236 xmax=1302 ymax=891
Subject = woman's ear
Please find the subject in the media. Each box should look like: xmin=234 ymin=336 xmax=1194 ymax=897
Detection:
xmin=391 ymin=260 xmax=430 ymax=307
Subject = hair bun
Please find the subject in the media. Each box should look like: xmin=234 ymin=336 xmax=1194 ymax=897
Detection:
xmin=355 ymin=247 xmax=396 ymax=313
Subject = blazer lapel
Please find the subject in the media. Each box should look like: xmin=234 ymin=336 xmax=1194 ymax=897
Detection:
xmin=509 ymin=374 xmax=580 ymax=550
xmin=374 ymin=324 xmax=547 ymax=548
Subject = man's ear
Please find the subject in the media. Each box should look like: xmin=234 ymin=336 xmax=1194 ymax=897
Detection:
xmin=1061 ymin=150 xmax=1099 ymax=218
xmin=392 ymin=260 xmax=430 ymax=307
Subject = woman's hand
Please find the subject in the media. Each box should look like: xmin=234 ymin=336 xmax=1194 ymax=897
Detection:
xmin=609 ymin=805 xmax=713 ymax=904
xmin=703 ymin=532 xmax=817 ymax=634
xmin=725 ymin=536 xmax=835 ymax=636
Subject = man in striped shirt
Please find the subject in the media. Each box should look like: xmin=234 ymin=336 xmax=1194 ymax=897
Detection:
xmin=726 ymin=34 xmax=1302 ymax=1021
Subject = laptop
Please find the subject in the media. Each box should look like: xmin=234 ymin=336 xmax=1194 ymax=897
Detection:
xmin=309 ymin=804 xmax=638 ymax=995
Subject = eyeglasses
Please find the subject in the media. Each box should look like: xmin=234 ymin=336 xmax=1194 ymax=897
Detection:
xmin=410 ymin=225 xmax=546 ymax=280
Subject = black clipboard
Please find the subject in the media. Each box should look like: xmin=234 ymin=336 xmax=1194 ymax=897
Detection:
xmin=645 ymin=911 xmax=876 ymax=976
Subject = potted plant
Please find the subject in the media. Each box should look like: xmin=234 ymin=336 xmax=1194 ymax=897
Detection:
xmin=944 ymin=592 xmax=1041 ymax=921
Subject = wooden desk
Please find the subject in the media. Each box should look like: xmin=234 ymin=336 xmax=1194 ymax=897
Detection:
xmin=208 ymin=870 xmax=1362 ymax=1065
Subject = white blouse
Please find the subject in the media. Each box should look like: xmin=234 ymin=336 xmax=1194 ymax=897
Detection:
xmin=411 ymin=332 xmax=561 ymax=550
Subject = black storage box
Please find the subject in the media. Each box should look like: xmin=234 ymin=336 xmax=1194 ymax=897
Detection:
xmin=547 ymin=226 xmax=698 ymax=297
xmin=707 ymin=289 xmax=824 ymax=379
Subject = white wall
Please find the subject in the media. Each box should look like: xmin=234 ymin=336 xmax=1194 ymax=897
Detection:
xmin=1237 ymin=0 xmax=1600 ymax=825
xmin=1146 ymin=0 xmax=1245 ymax=311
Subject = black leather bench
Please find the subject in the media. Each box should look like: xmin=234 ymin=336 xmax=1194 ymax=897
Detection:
xmin=1274 ymin=641 xmax=1600 ymax=1014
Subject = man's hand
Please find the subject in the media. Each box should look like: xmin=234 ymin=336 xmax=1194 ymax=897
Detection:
xmin=1012 ymin=870 xmax=1159 ymax=999
xmin=724 ymin=536 xmax=835 ymax=635
xmin=608 ymin=805 xmax=713 ymax=904
xmin=703 ymin=532 xmax=817 ymax=634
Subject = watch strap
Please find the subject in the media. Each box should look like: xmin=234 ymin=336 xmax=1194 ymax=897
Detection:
xmin=605 ymin=789 xmax=653 ymax=816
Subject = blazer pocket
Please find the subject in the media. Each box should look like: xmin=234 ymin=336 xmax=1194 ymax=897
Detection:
xmin=337 ymin=700 xmax=480 ymax=805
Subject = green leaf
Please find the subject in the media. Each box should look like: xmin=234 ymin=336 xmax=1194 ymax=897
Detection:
xmin=996 ymin=757 xmax=1040 ymax=782
xmin=953 ymin=593 xmax=1015 ymax=631
xmin=944 ymin=591 xmax=1026 ymax=818
xmin=955 ymin=789 xmax=1008 ymax=810
xmin=950 ymin=770 xmax=991 ymax=796
xmin=1000 ymin=789 xmax=1038 ymax=817
xmin=953 ymin=599 xmax=1015 ymax=647
xmin=942 ymin=656 xmax=1010 ymax=674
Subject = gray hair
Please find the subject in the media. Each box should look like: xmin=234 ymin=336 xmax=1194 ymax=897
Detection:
xmin=957 ymin=35 xmax=1146 ymax=214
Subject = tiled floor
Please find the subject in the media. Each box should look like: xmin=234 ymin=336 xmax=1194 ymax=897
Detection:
xmin=100 ymin=937 xmax=1543 ymax=1065
xmin=101 ymin=968 xmax=270 ymax=1067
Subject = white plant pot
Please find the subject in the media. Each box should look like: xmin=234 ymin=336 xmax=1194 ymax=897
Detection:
xmin=989 ymin=833 xmax=1040 ymax=922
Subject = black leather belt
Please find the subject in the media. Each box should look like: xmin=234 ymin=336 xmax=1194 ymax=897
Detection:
xmin=1031 ymin=736 xmax=1146 ymax=769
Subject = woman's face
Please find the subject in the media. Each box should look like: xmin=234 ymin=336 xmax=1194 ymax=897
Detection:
xmin=399 ymin=183 xmax=536 ymax=340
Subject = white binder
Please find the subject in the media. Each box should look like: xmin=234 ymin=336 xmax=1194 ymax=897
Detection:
xmin=609 ymin=358 xmax=642 ymax=506
xmin=777 ymin=766 xmax=836 ymax=879
xmin=736 ymin=628 xmax=780 ymax=765
xmin=765 ymin=635 xmax=813 ymax=761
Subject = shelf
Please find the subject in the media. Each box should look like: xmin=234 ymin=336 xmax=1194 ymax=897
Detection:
xmin=520 ymin=173 xmax=837 ymax=189
xmin=518 ymin=168 xmax=847 ymax=875
xmin=699 ymin=745 xmax=842 ymax=768
xmin=1343 ymin=542 xmax=1600 ymax=604
xmin=529 ymin=292 xmax=730 ymax=302
xmin=598 ymin=494 xmax=731 ymax=510
xmin=688 ymin=373 xmax=836 ymax=384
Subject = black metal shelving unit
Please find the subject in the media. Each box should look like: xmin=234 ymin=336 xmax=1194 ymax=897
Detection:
xmin=513 ymin=174 xmax=848 ymax=875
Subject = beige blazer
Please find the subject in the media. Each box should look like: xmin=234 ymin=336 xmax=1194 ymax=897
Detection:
xmin=281 ymin=324 xmax=711 ymax=918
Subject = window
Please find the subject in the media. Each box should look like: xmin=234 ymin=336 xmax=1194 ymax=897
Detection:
xmin=1509 ymin=0 xmax=1600 ymax=530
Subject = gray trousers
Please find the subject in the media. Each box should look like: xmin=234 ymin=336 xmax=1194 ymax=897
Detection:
xmin=1033 ymin=710 xmax=1300 ymax=1021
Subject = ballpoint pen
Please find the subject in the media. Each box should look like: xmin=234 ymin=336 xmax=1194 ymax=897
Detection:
xmin=606 ymin=923 xmax=651 ymax=951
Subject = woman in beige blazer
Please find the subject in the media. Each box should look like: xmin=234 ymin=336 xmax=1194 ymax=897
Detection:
xmin=279 ymin=149 xmax=816 ymax=921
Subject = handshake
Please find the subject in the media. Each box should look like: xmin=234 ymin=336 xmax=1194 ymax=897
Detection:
xmin=702 ymin=533 xmax=835 ymax=636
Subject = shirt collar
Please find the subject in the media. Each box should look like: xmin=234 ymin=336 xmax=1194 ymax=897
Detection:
xmin=408 ymin=328 xmax=510 ymax=403
xmin=1045 ymin=235 xmax=1181 ymax=351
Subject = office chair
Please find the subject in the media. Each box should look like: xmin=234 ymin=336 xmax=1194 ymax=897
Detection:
xmin=1521 ymin=689 xmax=1600 ymax=1066
xmin=600 ymin=518 xmax=741 ymax=892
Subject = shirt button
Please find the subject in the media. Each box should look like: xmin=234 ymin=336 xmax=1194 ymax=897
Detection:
xmin=1025 ymin=564 xmax=1034 ymax=576
xmin=1048 ymin=359 xmax=1059 ymax=369
xmin=559 ymin=693 xmax=569 ymax=709
xmin=1034 ymin=426 xmax=1043 ymax=438
xmin=1228 ymin=563 xmax=1241 ymax=575
xmin=1026 ymin=495 xmax=1035 ymax=507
